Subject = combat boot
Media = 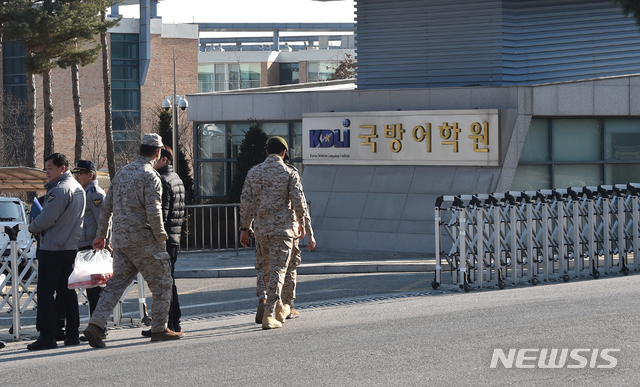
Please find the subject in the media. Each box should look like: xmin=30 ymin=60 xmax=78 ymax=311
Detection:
xmin=275 ymin=301 xmax=290 ymax=322
xmin=150 ymin=328 xmax=185 ymax=342
xmin=262 ymin=310 xmax=282 ymax=330
xmin=255 ymin=299 xmax=266 ymax=324
xmin=287 ymin=308 xmax=300 ymax=319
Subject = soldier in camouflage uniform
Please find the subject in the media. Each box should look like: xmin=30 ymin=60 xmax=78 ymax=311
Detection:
xmin=83 ymin=134 xmax=184 ymax=348
xmin=240 ymin=136 xmax=307 ymax=330
xmin=255 ymin=153 xmax=316 ymax=323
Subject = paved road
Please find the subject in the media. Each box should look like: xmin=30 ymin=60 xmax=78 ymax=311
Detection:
xmin=0 ymin=272 xmax=439 ymax=336
xmin=1 ymin=272 xmax=639 ymax=386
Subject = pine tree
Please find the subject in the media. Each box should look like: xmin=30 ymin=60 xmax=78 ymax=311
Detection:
xmin=228 ymin=120 xmax=268 ymax=203
xmin=157 ymin=107 xmax=195 ymax=203
xmin=0 ymin=0 xmax=119 ymax=162
xmin=55 ymin=0 xmax=120 ymax=163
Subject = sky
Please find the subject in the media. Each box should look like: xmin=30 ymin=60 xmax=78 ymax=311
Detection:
xmin=118 ymin=0 xmax=356 ymax=24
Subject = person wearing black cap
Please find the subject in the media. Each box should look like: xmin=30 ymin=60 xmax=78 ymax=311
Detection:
xmin=239 ymin=136 xmax=308 ymax=329
xmin=71 ymin=160 xmax=110 ymax=341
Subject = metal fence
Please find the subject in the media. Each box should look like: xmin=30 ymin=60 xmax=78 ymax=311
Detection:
xmin=181 ymin=203 xmax=245 ymax=254
xmin=180 ymin=202 xmax=310 ymax=253
xmin=434 ymin=184 xmax=640 ymax=292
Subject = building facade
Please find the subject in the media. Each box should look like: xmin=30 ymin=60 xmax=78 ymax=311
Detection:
xmin=187 ymin=0 xmax=640 ymax=254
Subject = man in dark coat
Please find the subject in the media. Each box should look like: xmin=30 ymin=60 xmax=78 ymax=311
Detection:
xmin=142 ymin=145 xmax=185 ymax=335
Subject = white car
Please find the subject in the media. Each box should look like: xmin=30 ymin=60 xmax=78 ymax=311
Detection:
xmin=0 ymin=197 xmax=37 ymax=264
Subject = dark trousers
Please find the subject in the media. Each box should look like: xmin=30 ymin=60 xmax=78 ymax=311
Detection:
xmin=86 ymin=286 xmax=103 ymax=317
xmin=167 ymin=244 xmax=181 ymax=329
xmin=36 ymin=249 xmax=79 ymax=340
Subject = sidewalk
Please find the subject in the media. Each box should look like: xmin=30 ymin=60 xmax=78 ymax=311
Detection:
xmin=175 ymin=248 xmax=439 ymax=278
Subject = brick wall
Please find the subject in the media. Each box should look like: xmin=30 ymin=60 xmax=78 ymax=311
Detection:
xmin=16 ymin=31 xmax=198 ymax=170
xmin=299 ymin=61 xmax=308 ymax=84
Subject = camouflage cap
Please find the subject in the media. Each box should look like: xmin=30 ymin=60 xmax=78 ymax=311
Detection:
xmin=266 ymin=136 xmax=288 ymax=151
xmin=141 ymin=133 xmax=163 ymax=148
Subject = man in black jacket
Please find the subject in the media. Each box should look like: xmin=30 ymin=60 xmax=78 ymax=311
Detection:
xmin=142 ymin=145 xmax=185 ymax=336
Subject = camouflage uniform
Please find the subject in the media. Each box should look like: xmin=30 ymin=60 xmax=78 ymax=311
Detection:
xmin=90 ymin=155 xmax=172 ymax=333
xmin=256 ymin=185 xmax=313 ymax=307
xmin=241 ymin=154 xmax=306 ymax=316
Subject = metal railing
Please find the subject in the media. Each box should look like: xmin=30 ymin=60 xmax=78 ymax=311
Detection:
xmin=180 ymin=202 xmax=310 ymax=253
xmin=181 ymin=203 xmax=245 ymax=254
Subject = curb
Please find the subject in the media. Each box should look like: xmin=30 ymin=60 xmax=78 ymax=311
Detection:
xmin=174 ymin=261 xmax=445 ymax=278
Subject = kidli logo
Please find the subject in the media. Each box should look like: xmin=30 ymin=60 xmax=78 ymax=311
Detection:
xmin=309 ymin=119 xmax=350 ymax=148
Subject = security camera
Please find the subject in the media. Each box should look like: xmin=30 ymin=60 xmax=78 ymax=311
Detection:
xmin=178 ymin=97 xmax=188 ymax=111
xmin=162 ymin=97 xmax=171 ymax=111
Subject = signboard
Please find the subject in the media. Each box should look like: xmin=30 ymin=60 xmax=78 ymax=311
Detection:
xmin=302 ymin=109 xmax=500 ymax=166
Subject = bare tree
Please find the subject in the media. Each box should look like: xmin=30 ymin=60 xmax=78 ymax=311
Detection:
xmin=82 ymin=117 xmax=108 ymax=169
xmin=1 ymin=92 xmax=43 ymax=167
xmin=328 ymin=52 xmax=356 ymax=80
xmin=113 ymin=117 xmax=142 ymax=170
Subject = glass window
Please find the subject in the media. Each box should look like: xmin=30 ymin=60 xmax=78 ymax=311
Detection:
xmin=194 ymin=121 xmax=303 ymax=200
xmin=553 ymin=119 xmax=602 ymax=162
xmin=112 ymin=90 xmax=140 ymax=111
xmin=554 ymin=164 xmax=603 ymax=188
xmin=198 ymin=64 xmax=215 ymax=93
xmin=198 ymin=124 xmax=226 ymax=159
xmin=111 ymin=34 xmax=140 ymax=151
xmin=229 ymin=63 xmax=240 ymax=90
xmin=280 ymin=63 xmax=299 ymax=85
xmin=290 ymin=122 xmax=303 ymax=160
xmin=307 ymin=61 xmax=337 ymax=82
xmin=0 ymin=200 xmax=24 ymax=222
xmin=198 ymin=162 xmax=227 ymax=197
xmin=230 ymin=123 xmax=251 ymax=159
xmin=111 ymin=34 xmax=139 ymax=59
xmin=2 ymin=41 xmax=26 ymax=100
xmin=515 ymin=118 xmax=640 ymax=191
xmin=511 ymin=165 xmax=552 ymax=191
xmin=262 ymin=122 xmax=288 ymax=138
xmin=520 ymin=119 xmax=550 ymax=162
xmin=605 ymin=118 xmax=640 ymax=161
xmin=606 ymin=164 xmax=640 ymax=184
xmin=215 ymin=64 xmax=226 ymax=91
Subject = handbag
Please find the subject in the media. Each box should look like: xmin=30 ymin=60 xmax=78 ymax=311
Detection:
xmin=68 ymin=249 xmax=113 ymax=289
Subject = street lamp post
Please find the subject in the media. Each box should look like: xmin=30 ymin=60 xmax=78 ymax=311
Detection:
xmin=162 ymin=46 xmax=188 ymax=170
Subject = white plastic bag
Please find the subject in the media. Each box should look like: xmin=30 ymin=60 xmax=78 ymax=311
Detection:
xmin=68 ymin=249 xmax=113 ymax=289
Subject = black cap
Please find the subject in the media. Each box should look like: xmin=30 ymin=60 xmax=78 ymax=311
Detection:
xmin=71 ymin=160 xmax=96 ymax=173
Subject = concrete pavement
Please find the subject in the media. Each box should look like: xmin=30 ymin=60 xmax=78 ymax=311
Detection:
xmin=174 ymin=248 xmax=440 ymax=278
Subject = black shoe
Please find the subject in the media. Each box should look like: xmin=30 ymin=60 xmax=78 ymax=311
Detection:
xmin=141 ymin=329 xmax=151 ymax=338
xmin=0 ymin=341 xmax=5 ymax=349
xmin=64 ymin=337 xmax=80 ymax=346
xmin=173 ymin=322 xmax=182 ymax=333
xmin=56 ymin=331 xmax=66 ymax=342
xmin=83 ymin=323 xmax=106 ymax=348
xmin=27 ymin=337 xmax=57 ymax=351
